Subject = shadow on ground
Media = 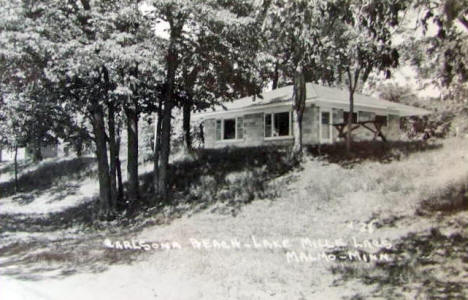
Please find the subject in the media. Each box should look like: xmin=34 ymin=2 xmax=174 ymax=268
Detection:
xmin=138 ymin=140 xmax=443 ymax=218
xmin=0 ymin=159 xmax=35 ymax=176
xmin=0 ymin=157 xmax=96 ymax=198
xmin=0 ymin=227 xmax=150 ymax=281
xmin=306 ymin=140 xmax=442 ymax=167
xmin=0 ymin=147 xmax=296 ymax=281
xmin=0 ymin=140 xmax=447 ymax=282
xmin=138 ymin=145 xmax=296 ymax=218
xmin=329 ymin=181 xmax=468 ymax=299
xmin=0 ymin=198 xmax=156 ymax=281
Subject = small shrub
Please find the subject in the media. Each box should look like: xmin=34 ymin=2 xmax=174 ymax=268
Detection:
xmin=419 ymin=178 xmax=468 ymax=215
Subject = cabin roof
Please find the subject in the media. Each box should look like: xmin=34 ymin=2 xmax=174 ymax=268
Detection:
xmin=194 ymin=83 xmax=431 ymax=118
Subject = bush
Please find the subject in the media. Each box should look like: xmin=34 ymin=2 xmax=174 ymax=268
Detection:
xmin=159 ymin=145 xmax=294 ymax=214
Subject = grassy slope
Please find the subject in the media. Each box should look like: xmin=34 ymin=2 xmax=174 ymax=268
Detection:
xmin=1 ymin=138 xmax=467 ymax=299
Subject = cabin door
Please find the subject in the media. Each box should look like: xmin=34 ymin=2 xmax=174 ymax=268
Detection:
xmin=320 ymin=110 xmax=333 ymax=143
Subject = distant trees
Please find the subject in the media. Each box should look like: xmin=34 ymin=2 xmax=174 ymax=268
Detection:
xmin=379 ymin=83 xmax=416 ymax=104
xmin=0 ymin=95 xmax=29 ymax=192
xmin=0 ymin=0 xmax=83 ymax=186
xmin=409 ymin=0 xmax=468 ymax=101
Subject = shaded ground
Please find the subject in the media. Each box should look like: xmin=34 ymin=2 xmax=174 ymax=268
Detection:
xmin=0 ymin=198 xmax=178 ymax=281
xmin=306 ymin=140 xmax=442 ymax=167
xmin=331 ymin=181 xmax=468 ymax=299
xmin=0 ymin=158 xmax=34 ymax=176
xmin=0 ymin=157 xmax=96 ymax=198
xmin=138 ymin=146 xmax=295 ymax=216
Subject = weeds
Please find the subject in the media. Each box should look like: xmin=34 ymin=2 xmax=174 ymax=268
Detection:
xmin=305 ymin=140 xmax=442 ymax=168
xmin=418 ymin=178 xmax=468 ymax=216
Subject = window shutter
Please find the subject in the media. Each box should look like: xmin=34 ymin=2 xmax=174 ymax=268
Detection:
xmin=215 ymin=120 xmax=222 ymax=140
xmin=236 ymin=117 xmax=243 ymax=139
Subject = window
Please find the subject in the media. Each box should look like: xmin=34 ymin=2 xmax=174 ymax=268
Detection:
xmin=358 ymin=111 xmax=373 ymax=122
xmin=265 ymin=111 xmax=291 ymax=137
xmin=223 ymin=119 xmax=236 ymax=140
xmin=375 ymin=115 xmax=387 ymax=126
xmin=215 ymin=117 xmax=243 ymax=141
xmin=343 ymin=112 xmax=358 ymax=123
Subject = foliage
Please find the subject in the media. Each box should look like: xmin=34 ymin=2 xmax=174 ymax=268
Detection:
xmin=407 ymin=0 xmax=468 ymax=101
xmin=0 ymin=0 xmax=80 ymax=155
xmin=378 ymin=82 xmax=416 ymax=104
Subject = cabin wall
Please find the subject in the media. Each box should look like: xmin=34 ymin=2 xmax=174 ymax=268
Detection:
xmin=41 ymin=144 xmax=58 ymax=159
xmin=204 ymin=119 xmax=217 ymax=148
xmin=202 ymin=105 xmax=323 ymax=149
xmin=381 ymin=115 xmax=401 ymax=141
xmin=200 ymin=107 xmax=403 ymax=149
xmin=0 ymin=148 xmax=26 ymax=161
xmin=244 ymin=113 xmax=265 ymax=147
xmin=303 ymin=105 xmax=320 ymax=144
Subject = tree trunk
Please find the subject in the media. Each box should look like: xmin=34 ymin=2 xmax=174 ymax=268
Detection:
xmin=107 ymin=102 xmax=118 ymax=211
xmin=102 ymin=65 xmax=116 ymax=212
xmin=182 ymin=101 xmax=192 ymax=155
xmin=292 ymin=109 xmax=303 ymax=157
xmin=158 ymin=103 xmax=172 ymax=201
xmin=126 ymin=100 xmax=139 ymax=205
xmin=346 ymin=68 xmax=359 ymax=154
xmin=291 ymin=67 xmax=306 ymax=160
xmin=157 ymin=14 xmax=180 ymax=201
xmin=181 ymin=67 xmax=198 ymax=157
xmin=116 ymin=121 xmax=124 ymax=203
xmin=272 ymin=61 xmax=279 ymax=90
xmin=346 ymin=91 xmax=354 ymax=154
xmin=14 ymin=145 xmax=18 ymax=193
xmin=31 ymin=139 xmax=42 ymax=162
xmin=75 ymin=139 xmax=83 ymax=157
xmin=153 ymin=108 xmax=162 ymax=196
xmin=91 ymin=104 xmax=112 ymax=216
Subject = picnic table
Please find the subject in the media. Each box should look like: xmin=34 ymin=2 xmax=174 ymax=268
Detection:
xmin=332 ymin=120 xmax=387 ymax=142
